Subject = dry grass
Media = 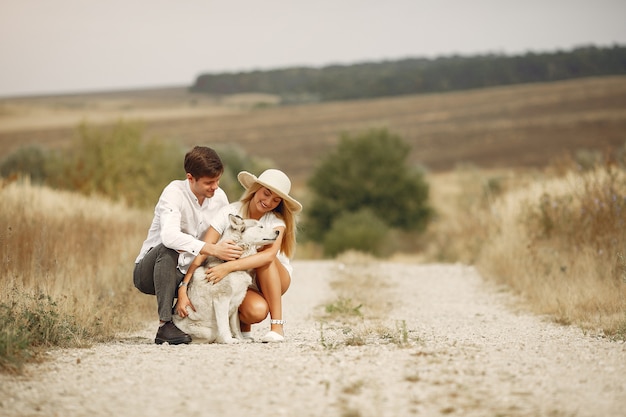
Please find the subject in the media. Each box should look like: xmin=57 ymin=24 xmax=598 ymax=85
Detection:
xmin=420 ymin=164 xmax=626 ymax=337
xmin=0 ymin=177 xmax=154 ymax=371
xmin=412 ymin=166 xmax=534 ymax=263
xmin=477 ymin=166 xmax=626 ymax=335
xmin=0 ymin=87 xmax=242 ymax=132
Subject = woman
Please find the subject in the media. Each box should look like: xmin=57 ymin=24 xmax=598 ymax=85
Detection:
xmin=176 ymin=169 xmax=302 ymax=343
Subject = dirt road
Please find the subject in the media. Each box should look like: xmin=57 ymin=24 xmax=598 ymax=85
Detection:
xmin=1 ymin=260 xmax=625 ymax=417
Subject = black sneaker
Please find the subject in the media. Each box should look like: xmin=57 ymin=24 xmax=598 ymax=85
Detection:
xmin=155 ymin=321 xmax=192 ymax=345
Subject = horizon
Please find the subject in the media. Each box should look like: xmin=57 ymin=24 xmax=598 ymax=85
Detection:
xmin=1 ymin=43 xmax=621 ymax=100
xmin=2 ymin=0 xmax=625 ymax=98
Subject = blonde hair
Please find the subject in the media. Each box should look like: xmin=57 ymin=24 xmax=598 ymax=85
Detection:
xmin=239 ymin=183 xmax=298 ymax=258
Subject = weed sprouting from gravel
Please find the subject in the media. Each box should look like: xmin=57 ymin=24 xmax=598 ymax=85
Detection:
xmin=317 ymin=251 xmax=417 ymax=348
xmin=325 ymin=297 xmax=363 ymax=317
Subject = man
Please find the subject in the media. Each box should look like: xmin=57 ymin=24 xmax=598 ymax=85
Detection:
xmin=133 ymin=146 xmax=243 ymax=344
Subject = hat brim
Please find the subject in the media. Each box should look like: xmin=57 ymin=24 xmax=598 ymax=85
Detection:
xmin=238 ymin=171 xmax=302 ymax=213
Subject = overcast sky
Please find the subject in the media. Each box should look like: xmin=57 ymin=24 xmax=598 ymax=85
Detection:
xmin=1 ymin=0 xmax=625 ymax=97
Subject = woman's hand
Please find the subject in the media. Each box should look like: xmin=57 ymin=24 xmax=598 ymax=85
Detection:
xmin=205 ymin=262 xmax=233 ymax=284
xmin=175 ymin=288 xmax=196 ymax=318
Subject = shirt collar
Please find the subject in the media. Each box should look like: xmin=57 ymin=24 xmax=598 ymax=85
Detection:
xmin=184 ymin=180 xmax=202 ymax=206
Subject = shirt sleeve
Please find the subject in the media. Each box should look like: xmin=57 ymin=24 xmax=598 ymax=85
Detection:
xmin=210 ymin=203 xmax=238 ymax=235
xmin=158 ymin=185 xmax=205 ymax=255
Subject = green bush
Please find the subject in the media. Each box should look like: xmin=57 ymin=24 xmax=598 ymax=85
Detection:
xmin=0 ymin=291 xmax=85 ymax=373
xmin=48 ymin=121 xmax=185 ymax=207
xmin=0 ymin=145 xmax=50 ymax=183
xmin=306 ymin=128 xmax=432 ymax=251
xmin=322 ymin=209 xmax=389 ymax=257
xmin=1 ymin=121 xmax=186 ymax=208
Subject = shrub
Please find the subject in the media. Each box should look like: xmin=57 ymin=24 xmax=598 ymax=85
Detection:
xmin=525 ymin=165 xmax=626 ymax=257
xmin=322 ymin=209 xmax=389 ymax=257
xmin=0 ymin=290 xmax=86 ymax=373
xmin=306 ymin=129 xmax=432 ymax=249
xmin=45 ymin=121 xmax=184 ymax=208
xmin=0 ymin=145 xmax=50 ymax=183
xmin=478 ymin=164 xmax=626 ymax=336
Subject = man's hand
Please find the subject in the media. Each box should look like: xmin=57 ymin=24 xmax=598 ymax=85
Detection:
xmin=175 ymin=289 xmax=196 ymax=318
xmin=208 ymin=239 xmax=243 ymax=261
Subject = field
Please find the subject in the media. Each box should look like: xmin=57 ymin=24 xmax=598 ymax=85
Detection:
xmin=1 ymin=75 xmax=626 ymax=378
xmin=1 ymin=75 xmax=625 ymax=187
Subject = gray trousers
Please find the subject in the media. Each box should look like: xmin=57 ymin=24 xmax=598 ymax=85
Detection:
xmin=133 ymin=244 xmax=184 ymax=323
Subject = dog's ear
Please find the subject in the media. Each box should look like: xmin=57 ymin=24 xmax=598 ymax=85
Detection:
xmin=243 ymin=218 xmax=260 ymax=228
xmin=228 ymin=214 xmax=245 ymax=229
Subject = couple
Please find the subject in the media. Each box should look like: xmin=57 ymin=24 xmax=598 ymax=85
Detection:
xmin=133 ymin=146 xmax=302 ymax=344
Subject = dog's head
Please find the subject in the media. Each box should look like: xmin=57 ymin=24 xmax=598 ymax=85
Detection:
xmin=226 ymin=214 xmax=279 ymax=248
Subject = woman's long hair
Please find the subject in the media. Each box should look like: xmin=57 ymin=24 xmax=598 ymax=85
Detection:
xmin=239 ymin=183 xmax=298 ymax=258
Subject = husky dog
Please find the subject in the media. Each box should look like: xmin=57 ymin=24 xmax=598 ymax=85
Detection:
xmin=173 ymin=214 xmax=278 ymax=343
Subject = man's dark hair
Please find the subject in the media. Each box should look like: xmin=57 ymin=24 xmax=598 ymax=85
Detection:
xmin=184 ymin=146 xmax=224 ymax=179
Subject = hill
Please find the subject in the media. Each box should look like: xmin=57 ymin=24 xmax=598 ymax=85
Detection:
xmin=1 ymin=76 xmax=625 ymax=186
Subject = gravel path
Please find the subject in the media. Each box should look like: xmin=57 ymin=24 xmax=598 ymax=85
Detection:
xmin=1 ymin=260 xmax=625 ymax=417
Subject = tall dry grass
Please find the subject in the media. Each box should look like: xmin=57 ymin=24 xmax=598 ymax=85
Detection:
xmin=0 ymin=178 xmax=153 ymax=372
xmin=422 ymin=163 xmax=626 ymax=338
xmin=479 ymin=166 xmax=626 ymax=335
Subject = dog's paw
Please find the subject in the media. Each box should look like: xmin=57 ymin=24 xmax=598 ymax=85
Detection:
xmin=217 ymin=337 xmax=240 ymax=344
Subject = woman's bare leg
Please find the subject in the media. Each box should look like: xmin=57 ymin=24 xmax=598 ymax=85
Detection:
xmin=239 ymin=289 xmax=269 ymax=331
xmin=255 ymin=258 xmax=291 ymax=335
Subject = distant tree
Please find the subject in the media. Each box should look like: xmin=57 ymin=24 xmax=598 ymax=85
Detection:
xmin=0 ymin=145 xmax=49 ymax=183
xmin=306 ymin=129 xmax=432 ymax=244
xmin=190 ymin=45 xmax=626 ymax=102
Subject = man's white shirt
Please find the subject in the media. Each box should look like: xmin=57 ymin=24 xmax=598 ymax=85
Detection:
xmin=135 ymin=179 xmax=229 ymax=273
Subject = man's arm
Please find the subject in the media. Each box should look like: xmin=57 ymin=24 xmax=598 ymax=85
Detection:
xmin=158 ymin=188 xmax=205 ymax=256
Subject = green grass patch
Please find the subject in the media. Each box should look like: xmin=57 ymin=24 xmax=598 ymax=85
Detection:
xmin=0 ymin=290 xmax=88 ymax=374
xmin=324 ymin=297 xmax=363 ymax=318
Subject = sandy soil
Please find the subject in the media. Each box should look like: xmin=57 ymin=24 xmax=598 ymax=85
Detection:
xmin=1 ymin=260 xmax=625 ymax=417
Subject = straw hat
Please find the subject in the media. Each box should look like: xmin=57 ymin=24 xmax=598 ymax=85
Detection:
xmin=237 ymin=169 xmax=302 ymax=213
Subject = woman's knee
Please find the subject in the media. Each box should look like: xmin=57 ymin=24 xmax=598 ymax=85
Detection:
xmin=239 ymin=296 xmax=269 ymax=324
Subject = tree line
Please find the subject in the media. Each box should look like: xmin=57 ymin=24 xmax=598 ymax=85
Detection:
xmin=190 ymin=45 xmax=626 ymax=102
